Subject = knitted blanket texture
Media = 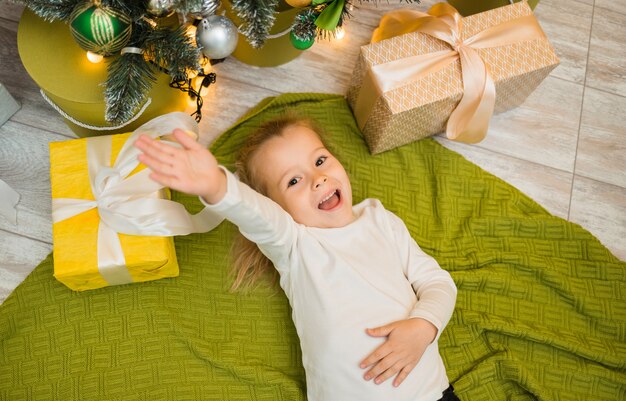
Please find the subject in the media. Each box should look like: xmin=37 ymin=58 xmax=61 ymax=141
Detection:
xmin=1 ymin=94 xmax=624 ymax=400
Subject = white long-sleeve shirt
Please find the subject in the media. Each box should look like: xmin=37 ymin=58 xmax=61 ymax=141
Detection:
xmin=201 ymin=168 xmax=457 ymax=401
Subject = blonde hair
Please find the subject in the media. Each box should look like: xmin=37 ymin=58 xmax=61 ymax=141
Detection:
xmin=230 ymin=113 xmax=325 ymax=291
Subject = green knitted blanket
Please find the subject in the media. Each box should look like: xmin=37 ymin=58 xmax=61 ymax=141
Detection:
xmin=1 ymin=94 xmax=624 ymax=400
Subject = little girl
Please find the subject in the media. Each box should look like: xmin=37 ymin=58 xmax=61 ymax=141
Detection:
xmin=135 ymin=115 xmax=459 ymax=401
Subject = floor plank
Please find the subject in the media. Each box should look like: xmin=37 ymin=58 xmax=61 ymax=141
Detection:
xmin=460 ymin=76 xmax=583 ymax=172
xmin=0 ymin=3 xmax=24 ymax=21
xmin=577 ymin=87 xmax=626 ymax=188
xmin=533 ymin=0 xmax=593 ymax=85
xmin=0 ymin=231 xmax=52 ymax=303
xmin=594 ymin=0 xmax=626 ymax=14
xmin=569 ymin=176 xmax=626 ymax=261
xmin=0 ymin=120 xmax=69 ymax=242
xmin=196 ymin=75 xmax=281 ymax=146
xmin=586 ymin=6 xmax=626 ymax=97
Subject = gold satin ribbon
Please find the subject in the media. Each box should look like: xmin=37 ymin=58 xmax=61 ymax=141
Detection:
xmin=354 ymin=2 xmax=546 ymax=143
xmin=52 ymin=112 xmax=224 ymax=286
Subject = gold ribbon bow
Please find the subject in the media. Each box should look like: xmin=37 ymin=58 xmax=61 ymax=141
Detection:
xmin=52 ymin=113 xmax=224 ymax=285
xmin=354 ymin=2 xmax=546 ymax=143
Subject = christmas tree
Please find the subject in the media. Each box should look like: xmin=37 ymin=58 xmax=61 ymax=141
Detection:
xmin=12 ymin=0 xmax=413 ymax=124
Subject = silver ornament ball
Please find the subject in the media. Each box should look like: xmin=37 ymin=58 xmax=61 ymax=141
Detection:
xmin=195 ymin=15 xmax=238 ymax=59
xmin=189 ymin=0 xmax=220 ymax=18
xmin=146 ymin=0 xmax=175 ymax=17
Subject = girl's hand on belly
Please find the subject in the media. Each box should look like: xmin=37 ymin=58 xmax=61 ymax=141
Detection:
xmin=359 ymin=318 xmax=437 ymax=387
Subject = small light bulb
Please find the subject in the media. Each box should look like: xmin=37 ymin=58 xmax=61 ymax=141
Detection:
xmin=187 ymin=68 xmax=199 ymax=79
xmin=186 ymin=95 xmax=198 ymax=107
xmin=193 ymin=75 xmax=212 ymax=97
xmin=188 ymin=56 xmax=212 ymax=79
xmin=199 ymin=57 xmax=212 ymax=71
xmin=86 ymin=51 xmax=103 ymax=63
xmin=186 ymin=24 xmax=197 ymax=40
xmin=335 ymin=27 xmax=345 ymax=40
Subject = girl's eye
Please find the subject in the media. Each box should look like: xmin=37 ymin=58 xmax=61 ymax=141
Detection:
xmin=315 ymin=156 xmax=327 ymax=167
xmin=287 ymin=177 xmax=300 ymax=187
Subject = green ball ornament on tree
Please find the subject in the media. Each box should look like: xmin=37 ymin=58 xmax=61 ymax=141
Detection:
xmin=69 ymin=1 xmax=132 ymax=56
xmin=289 ymin=30 xmax=315 ymax=50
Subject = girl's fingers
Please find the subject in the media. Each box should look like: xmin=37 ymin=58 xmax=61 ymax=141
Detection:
xmin=363 ymin=351 xmax=394 ymax=381
xmin=136 ymin=135 xmax=181 ymax=166
xmin=373 ymin=360 xmax=404 ymax=385
xmin=138 ymin=153 xmax=175 ymax=176
xmin=149 ymin=171 xmax=179 ymax=189
xmin=360 ymin=342 xmax=392 ymax=369
xmin=137 ymin=134 xmax=179 ymax=155
xmin=393 ymin=363 xmax=415 ymax=387
xmin=365 ymin=324 xmax=394 ymax=338
xmin=173 ymin=129 xmax=202 ymax=151
xmin=374 ymin=360 xmax=403 ymax=384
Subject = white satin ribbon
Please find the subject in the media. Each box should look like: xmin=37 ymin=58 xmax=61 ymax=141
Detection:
xmin=51 ymin=112 xmax=224 ymax=285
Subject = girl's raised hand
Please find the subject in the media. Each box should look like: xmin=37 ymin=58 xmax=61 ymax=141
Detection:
xmin=134 ymin=129 xmax=227 ymax=204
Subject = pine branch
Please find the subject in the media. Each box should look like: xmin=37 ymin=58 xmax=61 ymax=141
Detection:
xmin=231 ymin=0 xmax=279 ymax=49
xmin=100 ymin=0 xmax=146 ymax=19
xmin=143 ymin=25 xmax=201 ymax=81
xmin=104 ymin=53 xmax=156 ymax=124
xmin=292 ymin=9 xmax=316 ymax=41
xmin=10 ymin=0 xmax=80 ymax=22
xmin=126 ymin=14 xmax=153 ymax=49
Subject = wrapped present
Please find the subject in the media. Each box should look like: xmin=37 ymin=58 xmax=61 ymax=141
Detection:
xmin=50 ymin=113 xmax=224 ymax=291
xmin=347 ymin=1 xmax=559 ymax=154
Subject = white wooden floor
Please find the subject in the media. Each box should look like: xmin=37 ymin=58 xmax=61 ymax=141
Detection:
xmin=1 ymin=0 xmax=624 ymax=304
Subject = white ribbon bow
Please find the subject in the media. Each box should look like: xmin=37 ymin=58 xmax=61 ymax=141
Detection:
xmin=52 ymin=112 xmax=224 ymax=285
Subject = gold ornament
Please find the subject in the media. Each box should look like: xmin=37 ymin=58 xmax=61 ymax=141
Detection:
xmin=285 ymin=0 xmax=313 ymax=8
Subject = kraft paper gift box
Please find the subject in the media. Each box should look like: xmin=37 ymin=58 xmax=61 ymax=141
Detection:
xmin=49 ymin=113 xmax=223 ymax=291
xmin=18 ymin=9 xmax=188 ymax=137
xmin=347 ymin=1 xmax=560 ymax=154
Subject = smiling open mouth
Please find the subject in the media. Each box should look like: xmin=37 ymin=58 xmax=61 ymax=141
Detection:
xmin=318 ymin=189 xmax=341 ymax=210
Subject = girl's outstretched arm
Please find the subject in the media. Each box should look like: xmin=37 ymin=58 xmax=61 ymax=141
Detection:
xmin=134 ymin=129 xmax=227 ymax=204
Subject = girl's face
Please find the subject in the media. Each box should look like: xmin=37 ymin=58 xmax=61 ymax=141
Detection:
xmin=251 ymin=125 xmax=354 ymax=228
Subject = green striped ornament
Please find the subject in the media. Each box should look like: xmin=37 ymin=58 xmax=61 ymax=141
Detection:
xmin=69 ymin=1 xmax=132 ymax=56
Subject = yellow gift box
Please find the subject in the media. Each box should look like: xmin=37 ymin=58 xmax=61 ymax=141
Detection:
xmin=49 ymin=133 xmax=178 ymax=291
xmin=347 ymin=1 xmax=559 ymax=154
